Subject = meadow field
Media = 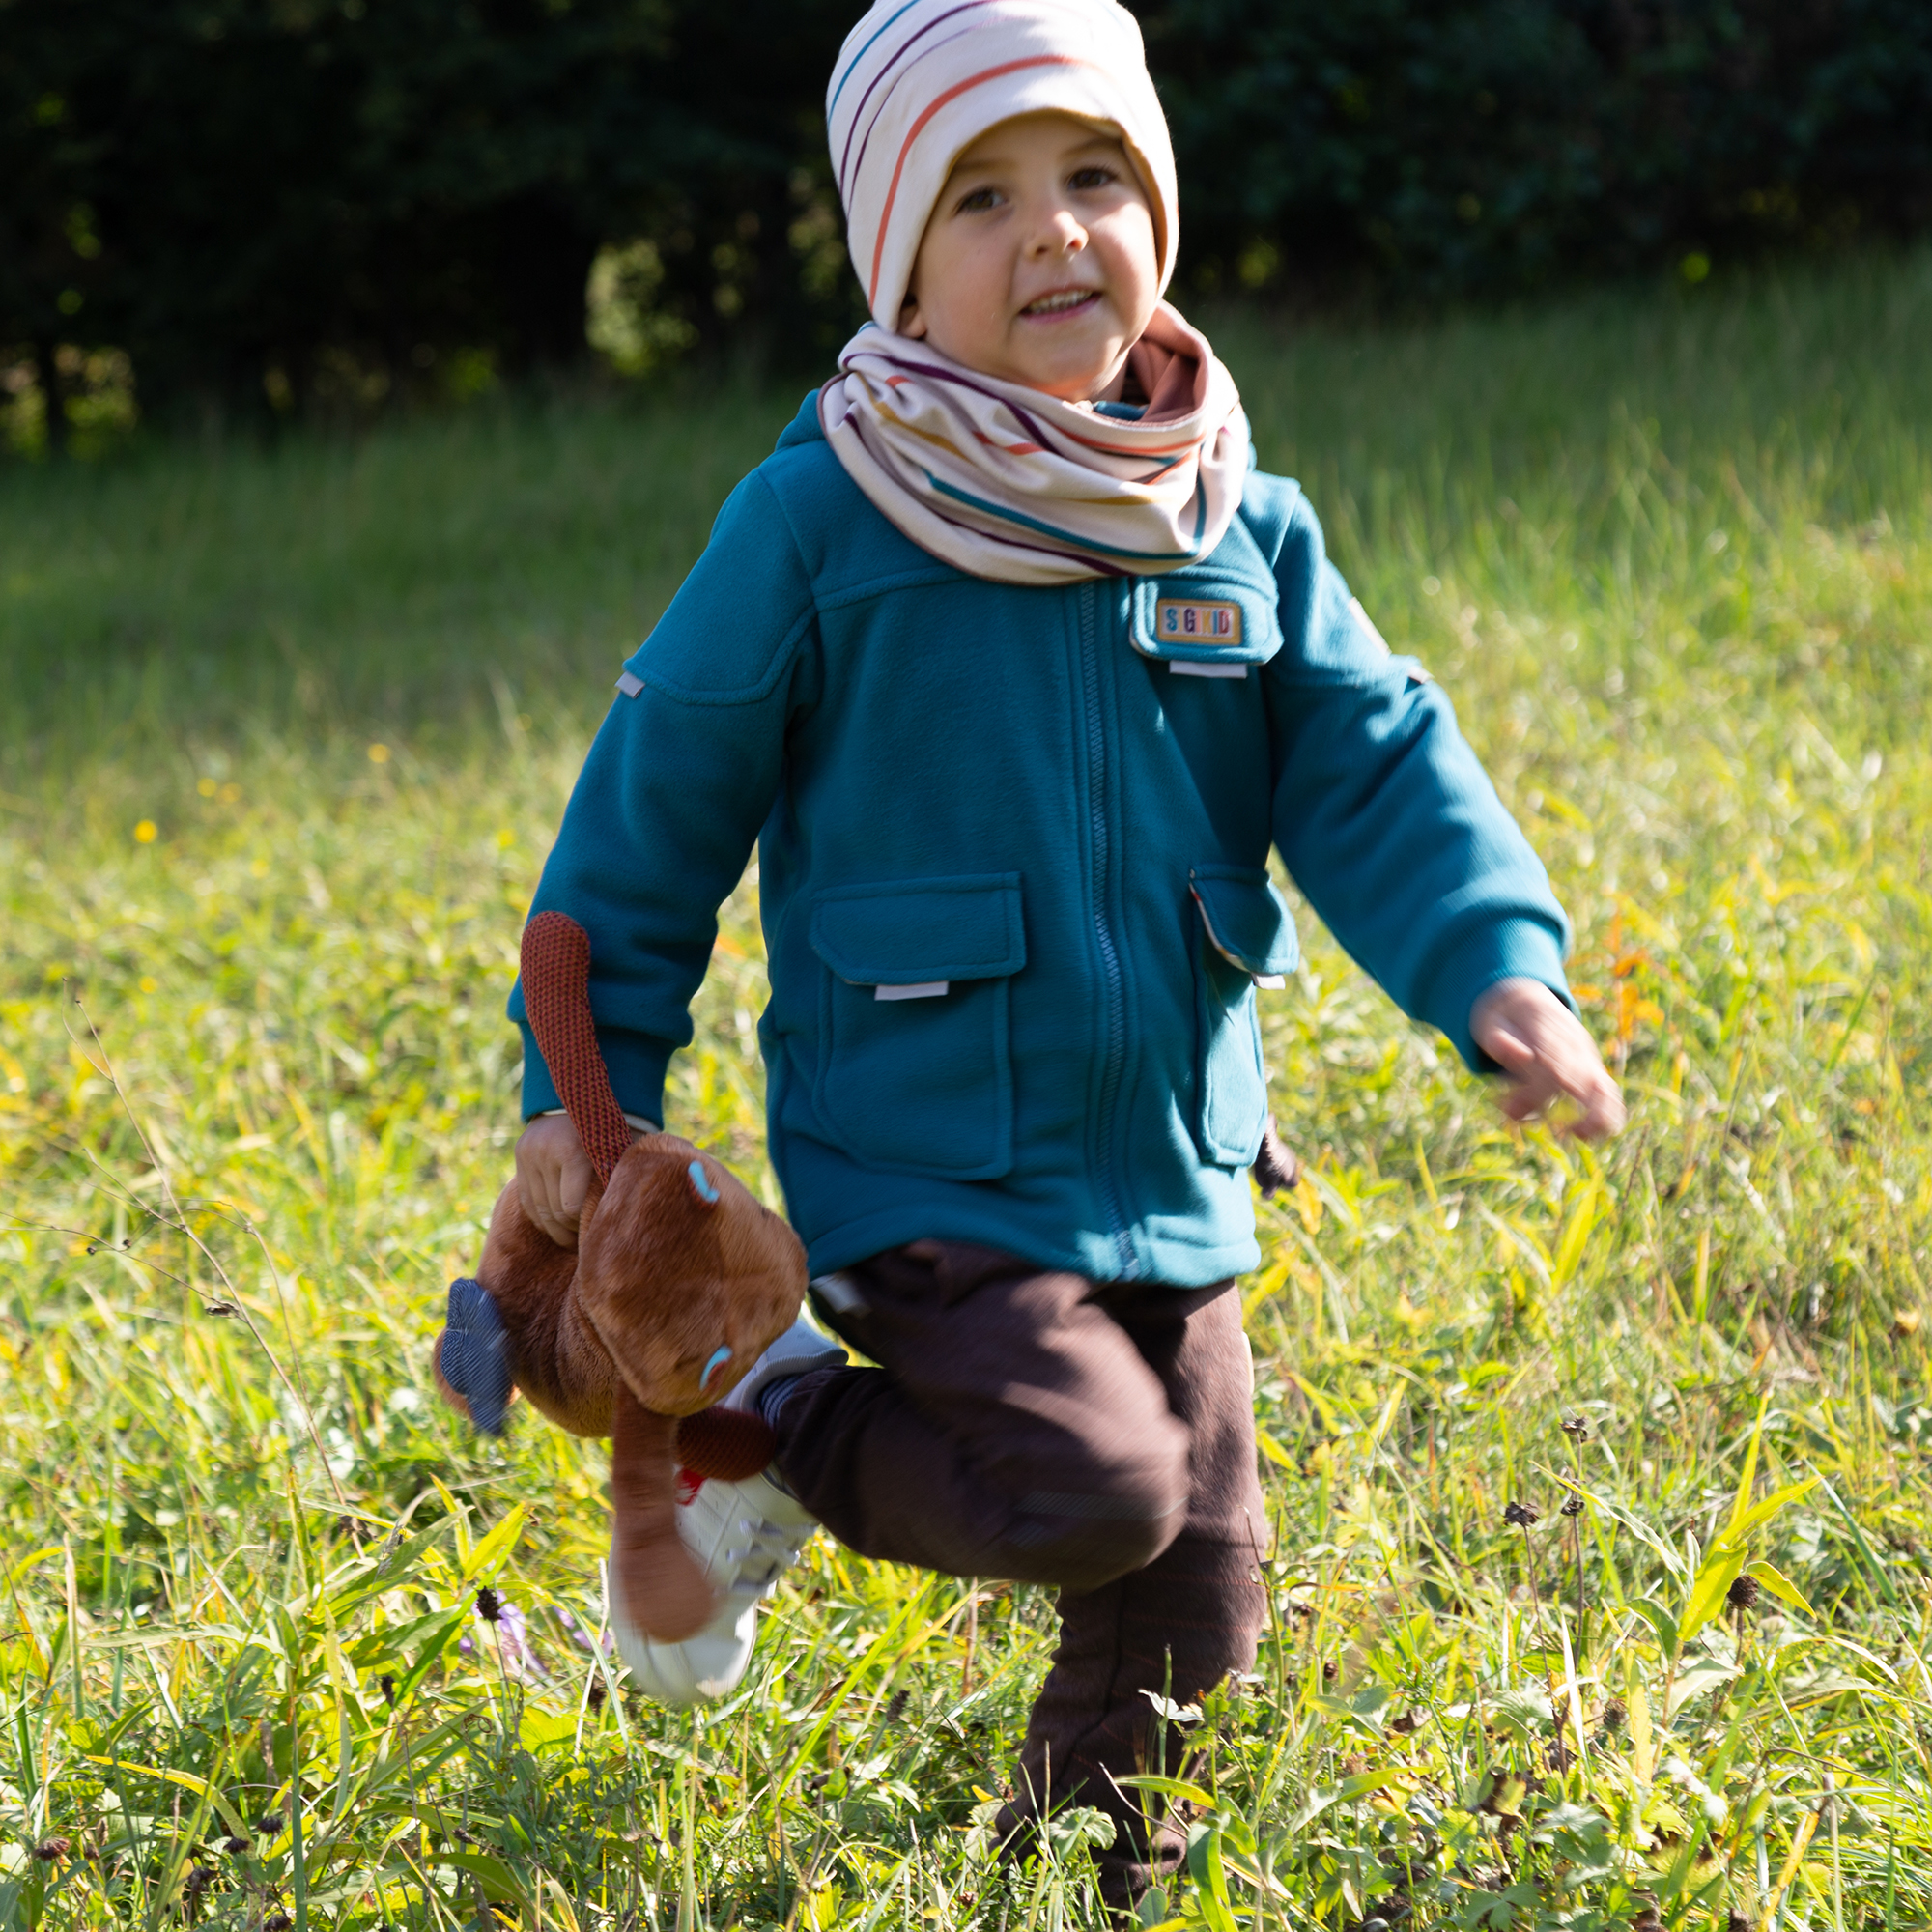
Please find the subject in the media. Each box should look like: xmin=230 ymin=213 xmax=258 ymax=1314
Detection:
xmin=3 ymin=250 xmax=1932 ymax=1929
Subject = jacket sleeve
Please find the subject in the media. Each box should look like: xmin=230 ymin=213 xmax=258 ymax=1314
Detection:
xmin=509 ymin=469 xmax=817 ymax=1122
xmin=1261 ymin=495 xmax=1573 ymax=1068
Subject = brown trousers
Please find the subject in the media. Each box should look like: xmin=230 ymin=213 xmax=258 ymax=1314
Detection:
xmin=771 ymin=1240 xmax=1269 ymax=1905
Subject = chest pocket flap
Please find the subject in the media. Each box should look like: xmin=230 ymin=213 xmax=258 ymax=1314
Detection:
xmin=810 ymin=874 xmax=1025 ymax=985
xmin=1129 ymin=576 xmax=1283 ymax=666
xmin=1190 ymin=866 xmax=1298 ymax=978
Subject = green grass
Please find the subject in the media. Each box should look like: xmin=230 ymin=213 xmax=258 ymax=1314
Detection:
xmin=2 ymin=247 xmax=1932 ymax=1928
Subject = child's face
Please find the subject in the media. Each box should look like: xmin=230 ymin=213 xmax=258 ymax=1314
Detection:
xmin=900 ymin=112 xmax=1160 ymax=402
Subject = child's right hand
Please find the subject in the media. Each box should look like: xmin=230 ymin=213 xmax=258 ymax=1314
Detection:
xmin=1470 ymin=978 xmax=1626 ymax=1140
xmin=514 ymin=1113 xmax=645 ymax=1248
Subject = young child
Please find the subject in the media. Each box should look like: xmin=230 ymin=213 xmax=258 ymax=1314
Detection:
xmin=510 ymin=0 xmax=1624 ymax=1903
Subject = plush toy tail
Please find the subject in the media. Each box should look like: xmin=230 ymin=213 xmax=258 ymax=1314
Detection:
xmin=610 ymin=1386 xmax=717 ymax=1642
xmin=435 ymin=1277 xmax=514 ymax=1435
xmin=521 ymin=909 xmax=635 ymax=1188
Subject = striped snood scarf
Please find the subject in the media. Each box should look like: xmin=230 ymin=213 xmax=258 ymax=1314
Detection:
xmin=819 ymin=0 xmax=1249 ymax=586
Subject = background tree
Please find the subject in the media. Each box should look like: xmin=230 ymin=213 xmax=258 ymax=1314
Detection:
xmin=2 ymin=0 xmax=1930 ymax=426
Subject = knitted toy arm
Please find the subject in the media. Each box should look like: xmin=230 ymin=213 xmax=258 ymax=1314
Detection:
xmin=520 ymin=912 xmax=633 ymax=1186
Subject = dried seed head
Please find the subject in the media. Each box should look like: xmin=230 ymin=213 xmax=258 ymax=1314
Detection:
xmin=884 ymin=1689 xmax=910 ymax=1724
xmin=1560 ymin=1416 xmax=1589 ymax=1439
xmin=1726 ymin=1574 xmax=1761 ymax=1612
xmin=253 ymin=1814 xmax=282 ymax=1836
xmin=1600 ymin=1699 xmax=1626 ymax=1730
xmin=475 ymin=1585 xmax=503 ymax=1623
xmin=1561 ymin=1494 xmax=1585 ymax=1517
xmin=31 ymin=1839 xmax=71 ymax=1862
xmin=184 ymin=1865 xmax=214 ymax=1895
xmin=587 ymin=1680 xmax=608 ymax=1711
xmin=1321 ymin=1661 xmax=1338 ymax=1683
xmin=220 ymin=1836 xmax=250 ymax=1856
xmin=1504 ymin=1500 xmax=1540 ymax=1528
xmin=265 ymin=1915 xmax=294 ymax=1932
xmin=1728 ymin=1914 xmax=1752 ymax=1932
xmin=379 ymin=1673 xmax=396 ymax=1707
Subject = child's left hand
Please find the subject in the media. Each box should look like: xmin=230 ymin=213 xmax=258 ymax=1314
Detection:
xmin=1470 ymin=979 xmax=1626 ymax=1140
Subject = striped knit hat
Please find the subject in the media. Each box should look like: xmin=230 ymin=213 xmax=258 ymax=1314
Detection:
xmin=827 ymin=0 xmax=1180 ymax=333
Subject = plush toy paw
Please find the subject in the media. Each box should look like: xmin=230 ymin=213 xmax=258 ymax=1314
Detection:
xmin=434 ymin=1277 xmax=514 ymax=1435
xmin=673 ymin=1406 xmax=778 ymax=1482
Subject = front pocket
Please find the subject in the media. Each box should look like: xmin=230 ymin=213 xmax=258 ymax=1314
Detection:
xmin=810 ymin=874 xmax=1025 ymax=1179
xmin=1189 ymin=867 xmax=1294 ymax=1166
xmin=1127 ymin=575 xmax=1284 ymax=670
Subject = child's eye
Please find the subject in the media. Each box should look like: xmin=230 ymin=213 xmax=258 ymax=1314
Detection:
xmin=1068 ymin=165 xmax=1118 ymax=191
xmin=954 ymin=185 xmax=1004 ymax=214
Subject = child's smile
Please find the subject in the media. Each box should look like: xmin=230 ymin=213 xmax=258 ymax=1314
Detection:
xmin=899 ymin=110 xmax=1161 ymax=402
xmin=1019 ymin=286 xmax=1103 ymax=319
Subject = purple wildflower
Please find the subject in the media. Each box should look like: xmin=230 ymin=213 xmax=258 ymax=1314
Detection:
xmin=563 ymin=1610 xmax=613 ymax=1655
xmin=497 ymin=1600 xmax=531 ymax=1666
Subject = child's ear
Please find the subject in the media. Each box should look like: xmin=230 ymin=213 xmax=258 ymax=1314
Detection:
xmin=898 ymin=291 xmax=927 ymax=339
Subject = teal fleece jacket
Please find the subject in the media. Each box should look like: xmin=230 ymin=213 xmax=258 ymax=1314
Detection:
xmin=512 ymin=392 xmax=1572 ymax=1288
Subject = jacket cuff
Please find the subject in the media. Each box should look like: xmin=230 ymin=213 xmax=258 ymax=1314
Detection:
xmin=518 ymin=1017 xmax=671 ymax=1127
xmin=1421 ymin=917 xmax=1575 ymax=1071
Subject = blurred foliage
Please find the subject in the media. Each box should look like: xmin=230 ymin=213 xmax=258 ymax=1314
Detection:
xmin=0 ymin=0 xmax=864 ymax=435
xmin=1150 ymin=0 xmax=1932 ymax=298
xmin=1 ymin=0 xmax=1931 ymax=431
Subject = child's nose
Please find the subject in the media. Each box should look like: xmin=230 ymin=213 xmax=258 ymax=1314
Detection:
xmin=1031 ymin=207 xmax=1087 ymax=256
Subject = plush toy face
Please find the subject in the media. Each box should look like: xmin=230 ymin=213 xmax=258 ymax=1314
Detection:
xmin=574 ymin=1134 xmax=805 ymax=1419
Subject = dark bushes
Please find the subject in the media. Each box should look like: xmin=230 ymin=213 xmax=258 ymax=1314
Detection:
xmin=1150 ymin=0 xmax=1932 ymax=297
xmin=2 ymin=0 xmax=1928 ymax=423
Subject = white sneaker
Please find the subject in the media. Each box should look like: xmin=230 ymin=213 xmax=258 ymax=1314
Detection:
xmin=614 ymin=1314 xmax=845 ymax=1706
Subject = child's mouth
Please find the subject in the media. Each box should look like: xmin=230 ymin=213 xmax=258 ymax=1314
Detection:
xmin=1020 ymin=289 xmax=1100 ymax=319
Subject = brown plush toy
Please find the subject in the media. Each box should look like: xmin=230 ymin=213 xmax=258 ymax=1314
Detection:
xmin=433 ymin=910 xmax=807 ymax=1642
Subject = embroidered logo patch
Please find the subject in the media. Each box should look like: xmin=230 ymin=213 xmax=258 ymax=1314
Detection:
xmin=1155 ymin=598 xmax=1243 ymax=646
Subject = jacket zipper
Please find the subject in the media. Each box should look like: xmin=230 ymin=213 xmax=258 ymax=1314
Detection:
xmin=1080 ymin=582 xmax=1137 ymax=1277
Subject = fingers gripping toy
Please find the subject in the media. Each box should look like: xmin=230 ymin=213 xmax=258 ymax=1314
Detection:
xmin=433 ymin=910 xmax=807 ymax=1642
